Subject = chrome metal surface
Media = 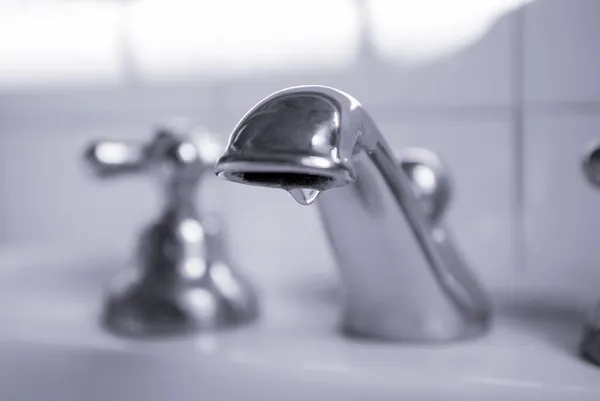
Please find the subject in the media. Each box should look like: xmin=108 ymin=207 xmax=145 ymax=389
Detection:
xmin=583 ymin=141 xmax=600 ymax=189
xmin=398 ymin=147 xmax=452 ymax=224
xmin=85 ymin=124 xmax=258 ymax=337
xmin=214 ymin=85 xmax=491 ymax=342
xmin=580 ymin=142 xmax=600 ymax=365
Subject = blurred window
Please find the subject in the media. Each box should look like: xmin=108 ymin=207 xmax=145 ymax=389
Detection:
xmin=0 ymin=0 xmax=529 ymax=89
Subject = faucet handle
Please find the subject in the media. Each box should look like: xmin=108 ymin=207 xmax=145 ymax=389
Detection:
xmin=85 ymin=124 xmax=223 ymax=192
xmin=583 ymin=141 xmax=600 ymax=188
xmin=398 ymin=147 xmax=452 ymax=224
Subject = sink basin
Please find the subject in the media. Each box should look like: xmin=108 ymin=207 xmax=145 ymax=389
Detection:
xmin=0 ymin=244 xmax=599 ymax=401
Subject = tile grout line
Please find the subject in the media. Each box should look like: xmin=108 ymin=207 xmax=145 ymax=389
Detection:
xmin=512 ymin=3 xmax=526 ymax=273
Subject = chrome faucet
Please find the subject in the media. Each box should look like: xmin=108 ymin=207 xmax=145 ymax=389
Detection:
xmin=214 ymin=85 xmax=491 ymax=342
xmin=85 ymin=123 xmax=258 ymax=337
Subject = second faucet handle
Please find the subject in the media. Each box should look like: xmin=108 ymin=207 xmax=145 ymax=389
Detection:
xmin=85 ymin=124 xmax=222 ymax=190
xmin=580 ymin=141 xmax=600 ymax=366
xmin=583 ymin=141 xmax=600 ymax=188
xmin=84 ymin=123 xmax=259 ymax=337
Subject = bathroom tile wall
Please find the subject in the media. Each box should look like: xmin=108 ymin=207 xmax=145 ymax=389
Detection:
xmin=523 ymin=0 xmax=600 ymax=104
xmin=523 ymin=113 xmax=600 ymax=289
xmin=522 ymin=0 xmax=600 ymax=289
xmin=0 ymin=0 xmax=599 ymax=292
xmin=0 ymin=86 xmax=218 ymax=255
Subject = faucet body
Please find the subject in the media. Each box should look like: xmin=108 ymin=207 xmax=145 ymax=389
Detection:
xmin=215 ymin=86 xmax=490 ymax=341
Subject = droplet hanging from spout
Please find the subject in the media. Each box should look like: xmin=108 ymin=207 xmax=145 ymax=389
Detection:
xmin=288 ymin=188 xmax=321 ymax=205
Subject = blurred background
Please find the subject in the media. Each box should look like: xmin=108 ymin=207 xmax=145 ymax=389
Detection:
xmin=0 ymin=0 xmax=599 ymax=294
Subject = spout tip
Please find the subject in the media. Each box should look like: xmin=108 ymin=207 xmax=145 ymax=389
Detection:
xmin=213 ymin=86 xmax=362 ymax=193
xmin=214 ymin=152 xmax=355 ymax=191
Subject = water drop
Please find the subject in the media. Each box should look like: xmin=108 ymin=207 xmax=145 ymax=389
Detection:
xmin=288 ymin=188 xmax=321 ymax=205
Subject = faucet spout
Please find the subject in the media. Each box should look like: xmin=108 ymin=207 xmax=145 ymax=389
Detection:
xmin=215 ymin=85 xmax=491 ymax=342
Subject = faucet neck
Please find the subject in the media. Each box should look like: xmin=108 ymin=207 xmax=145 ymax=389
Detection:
xmin=162 ymin=182 xmax=200 ymax=218
xmin=314 ymin=113 xmax=490 ymax=341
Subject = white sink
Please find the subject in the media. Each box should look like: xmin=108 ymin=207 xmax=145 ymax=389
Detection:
xmin=0 ymin=244 xmax=599 ymax=401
